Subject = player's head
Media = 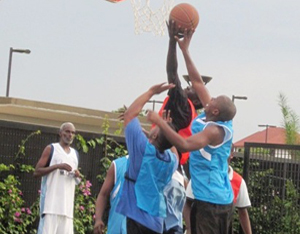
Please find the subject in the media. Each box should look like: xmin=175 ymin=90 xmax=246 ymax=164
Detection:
xmin=184 ymin=86 xmax=203 ymax=109
xmin=148 ymin=123 xmax=176 ymax=153
xmin=59 ymin=122 xmax=76 ymax=145
xmin=205 ymin=95 xmax=236 ymax=122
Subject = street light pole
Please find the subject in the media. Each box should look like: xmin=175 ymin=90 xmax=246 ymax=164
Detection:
xmin=258 ymin=124 xmax=276 ymax=143
xmin=6 ymin=47 xmax=31 ymax=97
xmin=232 ymin=95 xmax=248 ymax=103
xmin=147 ymin=100 xmax=163 ymax=111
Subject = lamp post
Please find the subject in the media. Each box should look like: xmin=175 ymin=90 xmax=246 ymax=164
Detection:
xmin=258 ymin=124 xmax=276 ymax=143
xmin=183 ymin=75 xmax=212 ymax=86
xmin=6 ymin=47 xmax=31 ymax=97
xmin=232 ymin=95 xmax=248 ymax=103
xmin=147 ymin=100 xmax=164 ymax=111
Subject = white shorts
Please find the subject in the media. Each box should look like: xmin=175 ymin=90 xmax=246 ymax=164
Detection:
xmin=186 ymin=180 xmax=194 ymax=200
xmin=38 ymin=214 xmax=74 ymax=234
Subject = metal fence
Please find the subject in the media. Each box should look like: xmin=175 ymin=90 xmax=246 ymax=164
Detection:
xmin=2 ymin=120 xmax=300 ymax=233
xmin=243 ymin=142 xmax=300 ymax=234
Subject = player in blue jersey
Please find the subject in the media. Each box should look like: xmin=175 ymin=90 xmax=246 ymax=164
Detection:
xmin=116 ymin=83 xmax=179 ymax=234
xmin=94 ymin=155 xmax=128 ymax=234
xmin=147 ymin=28 xmax=237 ymax=234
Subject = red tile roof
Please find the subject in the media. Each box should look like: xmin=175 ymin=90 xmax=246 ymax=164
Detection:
xmin=234 ymin=127 xmax=291 ymax=147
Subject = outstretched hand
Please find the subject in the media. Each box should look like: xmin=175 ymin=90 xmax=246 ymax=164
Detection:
xmin=146 ymin=109 xmax=171 ymax=127
xmin=162 ymin=109 xmax=172 ymax=123
xmin=147 ymin=110 xmax=162 ymax=125
xmin=175 ymin=28 xmax=195 ymax=52
xmin=149 ymin=82 xmax=175 ymax=95
xmin=167 ymin=20 xmax=184 ymax=40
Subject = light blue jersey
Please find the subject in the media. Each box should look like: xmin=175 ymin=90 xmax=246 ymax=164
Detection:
xmin=116 ymin=118 xmax=178 ymax=233
xmin=107 ymin=156 xmax=128 ymax=234
xmin=135 ymin=143 xmax=177 ymax=218
xmin=190 ymin=112 xmax=234 ymax=205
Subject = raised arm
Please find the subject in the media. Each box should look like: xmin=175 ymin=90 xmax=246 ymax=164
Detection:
xmin=176 ymin=29 xmax=211 ymax=107
xmin=147 ymin=110 xmax=223 ymax=152
xmin=164 ymin=21 xmax=192 ymax=131
xmin=166 ymin=20 xmax=180 ymax=86
xmin=123 ymin=83 xmax=175 ymax=127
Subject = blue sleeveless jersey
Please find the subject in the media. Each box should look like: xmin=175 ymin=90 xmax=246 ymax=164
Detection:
xmin=117 ymin=118 xmax=178 ymax=233
xmin=107 ymin=156 xmax=128 ymax=234
xmin=135 ymin=142 xmax=177 ymax=218
xmin=189 ymin=112 xmax=234 ymax=205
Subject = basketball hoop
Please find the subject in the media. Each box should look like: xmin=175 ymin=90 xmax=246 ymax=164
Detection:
xmin=130 ymin=0 xmax=175 ymax=36
xmin=105 ymin=0 xmax=126 ymax=3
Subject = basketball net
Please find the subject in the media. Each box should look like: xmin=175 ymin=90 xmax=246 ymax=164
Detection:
xmin=130 ymin=0 xmax=174 ymax=36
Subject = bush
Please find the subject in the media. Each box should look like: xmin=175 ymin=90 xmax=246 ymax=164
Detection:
xmin=230 ymin=156 xmax=300 ymax=234
xmin=74 ymin=178 xmax=96 ymax=234
xmin=0 ymin=171 xmax=39 ymax=234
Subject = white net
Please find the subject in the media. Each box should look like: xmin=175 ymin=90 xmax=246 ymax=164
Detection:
xmin=130 ymin=0 xmax=175 ymax=36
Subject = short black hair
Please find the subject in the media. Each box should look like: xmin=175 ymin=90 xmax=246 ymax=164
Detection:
xmin=217 ymin=96 xmax=237 ymax=121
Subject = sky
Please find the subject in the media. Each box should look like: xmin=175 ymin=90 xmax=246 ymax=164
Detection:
xmin=0 ymin=0 xmax=300 ymax=142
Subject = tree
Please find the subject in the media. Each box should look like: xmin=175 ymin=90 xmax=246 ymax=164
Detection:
xmin=278 ymin=93 xmax=300 ymax=145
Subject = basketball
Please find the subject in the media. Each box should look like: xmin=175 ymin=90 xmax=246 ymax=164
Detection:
xmin=169 ymin=3 xmax=199 ymax=33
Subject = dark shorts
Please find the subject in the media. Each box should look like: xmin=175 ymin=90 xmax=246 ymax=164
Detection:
xmin=190 ymin=199 xmax=234 ymax=234
xmin=127 ymin=217 xmax=160 ymax=234
xmin=163 ymin=226 xmax=183 ymax=234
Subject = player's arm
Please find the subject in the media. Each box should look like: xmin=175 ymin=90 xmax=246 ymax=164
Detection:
xmin=33 ymin=145 xmax=72 ymax=178
xmin=123 ymin=83 xmax=175 ymax=127
xmin=236 ymin=179 xmax=252 ymax=234
xmin=176 ymin=29 xmax=211 ymax=107
xmin=94 ymin=163 xmax=115 ymax=234
xmin=183 ymin=200 xmax=192 ymax=234
xmin=166 ymin=20 xmax=180 ymax=86
xmin=165 ymin=21 xmax=192 ymax=130
xmin=238 ymin=208 xmax=252 ymax=234
xmin=147 ymin=110 xmax=224 ymax=152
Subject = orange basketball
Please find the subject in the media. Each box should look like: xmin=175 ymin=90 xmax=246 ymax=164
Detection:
xmin=169 ymin=3 xmax=199 ymax=32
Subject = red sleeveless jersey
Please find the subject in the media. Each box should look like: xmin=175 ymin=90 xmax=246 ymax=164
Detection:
xmin=230 ymin=170 xmax=243 ymax=204
xmin=153 ymin=96 xmax=197 ymax=165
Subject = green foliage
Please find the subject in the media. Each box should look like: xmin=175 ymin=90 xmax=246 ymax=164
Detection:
xmin=230 ymin=157 xmax=300 ymax=234
xmin=0 ymin=175 xmax=39 ymax=234
xmin=230 ymin=156 xmax=244 ymax=175
xmin=250 ymin=147 xmax=271 ymax=155
xmin=114 ymin=121 xmax=124 ymax=135
xmin=15 ymin=130 xmax=41 ymax=160
xmin=0 ymin=130 xmax=41 ymax=234
xmin=278 ymin=181 xmax=300 ymax=233
xmin=74 ymin=178 xmax=96 ymax=234
xmin=0 ymin=116 xmax=128 ymax=233
xmin=75 ymin=118 xmax=127 ymax=185
xmin=236 ymin=159 xmax=300 ymax=234
xmin=73 ymin=119 xmax=127 ymax=231
xmin=96 ymin=135 xmax=127 ymax=184
xmin=0 ymin=164 xmax=14 ymax=172
xmin=278 ymin=93 xmax=300 ymax=145
xmin=102 ymin=115 xmax=110 ymax=135
xmin=76 ymin=134 xmax=89 ymax=153
xmin=19 ymin=164 xmax=35 ymax=173
xmin=249 ymin=179 xmax=300 ymax=234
